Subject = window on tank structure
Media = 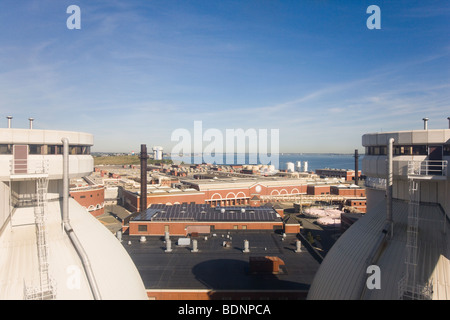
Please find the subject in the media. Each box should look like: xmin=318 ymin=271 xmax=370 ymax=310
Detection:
xmin=29 ymin=144 xmax=42 ymax=155
xmin=412 ymin=145 xmax=427 ymax=155
xmin=0 ymin=144 xmax=13 ymax=154
xmin=48 ymin=145 xmax=63 ymax=154
xmin=394 ymin=146 xmax=413 ymax=155
xmin=444 ymin=145 xmax=450 ymax=156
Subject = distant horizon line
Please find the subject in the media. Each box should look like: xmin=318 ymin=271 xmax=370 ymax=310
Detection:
xmin=92 ymin=151 xmax=360 ymax=156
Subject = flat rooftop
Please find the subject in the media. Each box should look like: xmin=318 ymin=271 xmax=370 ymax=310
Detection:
xmin=132 ymin=203 xmax=281 ymax=222
xmin=121 ymin=231 xmax=321 ymax=293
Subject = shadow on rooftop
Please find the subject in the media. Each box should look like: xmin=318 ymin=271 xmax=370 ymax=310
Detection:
xmin=192 ymin=258 xmax=309 ymax=299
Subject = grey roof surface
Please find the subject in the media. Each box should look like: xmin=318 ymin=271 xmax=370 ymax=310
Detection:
xmin=122 ymin=231 xmax=320 ymax=292
xmin=131 ymin=203 xmax=280 ymax=222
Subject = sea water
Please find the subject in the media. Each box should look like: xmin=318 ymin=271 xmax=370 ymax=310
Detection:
xmin=171 ymin=153 xmax=363 ymax=173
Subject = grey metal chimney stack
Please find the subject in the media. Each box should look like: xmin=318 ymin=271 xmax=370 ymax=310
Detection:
xmin=447 ymin=117 xmax=450 ymax=129
xmin=139 ymin=144 xmax=148 ymax=213
xmin=28 ymin=117 xmax=34 ymax=129
xmin=423 ymin=117 xmax=429 ymax=130
xmin=354 ymin=149 xmax=359 ymax=186
xmin=7 ymin=116 xmax=12 ymax=128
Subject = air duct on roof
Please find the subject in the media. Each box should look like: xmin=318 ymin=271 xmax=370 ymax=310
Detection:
xmin=6 ymin=116 xmax=12 ymax=128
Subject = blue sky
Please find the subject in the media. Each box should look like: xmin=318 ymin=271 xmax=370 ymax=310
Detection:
xmin=0 ymin=0 xmax=449 ymax=153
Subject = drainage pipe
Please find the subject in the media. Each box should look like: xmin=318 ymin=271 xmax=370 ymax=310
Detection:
xmin=62 ymin=137 xmax=101 ymax=300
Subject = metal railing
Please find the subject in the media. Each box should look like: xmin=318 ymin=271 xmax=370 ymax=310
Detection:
xmin=407 ymin=160 xmax=448 ymax=177
xmin=364 ymin=177 xmax=387 ymax=190
xmin=10 ymin=159 xmax=49 ymax=175
xmin=398 ymin=276 xmax=432 ymax=300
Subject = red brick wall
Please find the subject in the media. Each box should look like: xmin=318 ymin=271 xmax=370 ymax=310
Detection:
xmin=330 ymin=187 xmax=366 ymax=197
xmin=306 ymin=185 xmax=330 ymax=195
xmin=347 ymin=199 xmax=367 ymax=213
xmin=122 ymin=183 xmax=309 ymax=212
xmin=146 ymin=289 xmax=307 ymax=300
xmin=284 ymin=224 xmax=300 ymax=234
xmin=70 ymin=186 xmax=105 ymax=217
xmin=129 ymin=221 xmax=283 ymax=236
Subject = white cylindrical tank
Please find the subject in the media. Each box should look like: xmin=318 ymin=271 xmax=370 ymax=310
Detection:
xmin=152 ymin=146 xmax=163 ymax=160
xmin=296 ymin=161 xmax=302 ymax=172
xmin=303 ymin=161 xmax=308 ymax=172
xmin=286 ymin=162 xmax=295 ymax=173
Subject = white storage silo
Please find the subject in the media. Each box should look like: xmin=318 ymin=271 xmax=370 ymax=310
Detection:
xmin=303 ymin=161 xmax=308 ymax=172
xmin=286 ymin=162 xmax=295 ymax=173
xmin=152 ymin=146 xmax=163 ymax=160
xmin=296 ymin=161 xmax=302 ymax=172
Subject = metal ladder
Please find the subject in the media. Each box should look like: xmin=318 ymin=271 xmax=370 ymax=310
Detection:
xmin=24 ymin=177 xmax=56 ymax=300
xmin=398 ymin=178 xmax=432 ymax=300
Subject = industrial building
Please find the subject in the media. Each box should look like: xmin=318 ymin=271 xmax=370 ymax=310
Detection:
xmin=70 ymin=184 xmax=105 ymax=217
xmin=0 ymin=117 xmax=147 ymax=300
xmin=315 ymin=168 xmax=361 ymax=182
xmin=308 ymin=119 xmax=450 ymax=300
xmin=127 ymin=203 xmax=286 ymax=236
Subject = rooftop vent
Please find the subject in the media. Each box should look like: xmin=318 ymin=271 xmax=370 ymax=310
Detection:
xmin=422 ymin=117 xmax=429 ymax=130
xmin=6 ymin=116 xmax=12 ymax=128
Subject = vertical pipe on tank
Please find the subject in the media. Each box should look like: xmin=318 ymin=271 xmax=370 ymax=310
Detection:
xmin=386 ymin=138 xmax=394 ymax=238
xmin=62 ymin=137 xmax=101 ymax=300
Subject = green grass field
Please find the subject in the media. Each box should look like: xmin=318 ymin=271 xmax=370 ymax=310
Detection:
xmin=93 ymin=155 xmax=172 ymax=166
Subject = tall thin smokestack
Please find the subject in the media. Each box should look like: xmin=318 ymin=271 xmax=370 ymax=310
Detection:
xmin=7 ymin=116 xmax=12 ymax=128
xmin=447 ymin=117 xmax=450 ymax=129
xmin=139 ymin=144 xmax=148 ymax=213
xmin=28 ymin=117 xmax=34 ymax=129
xmin=423 ymin=117 xmax=429 ymax=130
xmin=354 ymin=149 xmax=359 ymax=186
xmin=386 ymin=138 xmax=394 ymax=238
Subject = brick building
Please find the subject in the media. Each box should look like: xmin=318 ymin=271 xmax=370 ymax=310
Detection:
xmin=121 ymin=177 xmax=310 ymax=212
xmin=315 ymin=168 xmax=361 ymax=182
xmin=306 ymin=185 xmax=330 ymax=195
xmin=128 ymin=203 xmax=284 ymax=236
xmin=330 ymin=185 xmax=366 ymax=197
xmin=70 ymin=185 xmax=105 ymax=217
